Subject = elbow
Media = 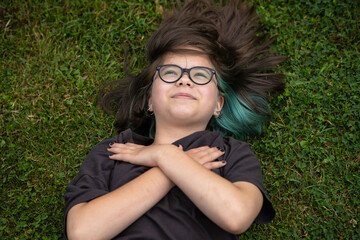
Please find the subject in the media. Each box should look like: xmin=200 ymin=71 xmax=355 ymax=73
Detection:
xmin=222 ymin=217 xmax=250 ymax=235
xmin=68 ymin=224 xmax=105 ymax=240
xmin=220 ymin=206 xmax=254 ymax=234
xmin=67 ymin=207 xmax=99 ymax=240
xmin=67 ymin=223 xmax=93 ymax=240
xmin=220 ymin=187 xmax=263 ymax=234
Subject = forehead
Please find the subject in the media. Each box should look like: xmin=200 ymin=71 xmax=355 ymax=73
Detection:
xmin=160 ymin=49 xmax=214 ymax=69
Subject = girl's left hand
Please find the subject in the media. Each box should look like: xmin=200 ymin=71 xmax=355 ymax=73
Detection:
xmin=107 ymin=142 xmax=171 ymax=167
xmin=179 ymin=145 xmax=225 ymax=170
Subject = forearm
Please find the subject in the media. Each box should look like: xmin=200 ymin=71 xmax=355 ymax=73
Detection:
xmin=104 ymin=142 xmax=262 ymax=234
xmin=157 ymin=146 xmax=262 ymax=233
xmin=67 ymin=167 xmax=174 ymax=240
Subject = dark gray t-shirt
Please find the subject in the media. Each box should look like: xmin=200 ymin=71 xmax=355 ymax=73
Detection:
xmin=64 ymin=129 xmax=275 ymax=239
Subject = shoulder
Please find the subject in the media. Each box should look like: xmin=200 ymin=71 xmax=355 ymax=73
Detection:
xmin=92 ymin=129 xmax=133 ymax=149
xmin=222 ymin=136 xmax=276 ymax=224
xmin=79 ymin=129 xmax=137 ymax=172
xmin=222 ymin=136 xmax=257 ymax=162
xmin=221 ymin=136 xmax=262 ymax=186
xmin=89 ymin=128 xmax=152 ymax=154
xmin=223 ymin=135 xmax=253 ymax=150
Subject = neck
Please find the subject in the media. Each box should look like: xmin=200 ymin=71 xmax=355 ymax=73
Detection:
xmin=153 ymin=124 xmax=206 ymax=145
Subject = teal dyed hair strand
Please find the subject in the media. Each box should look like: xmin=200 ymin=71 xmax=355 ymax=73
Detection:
xmin=213 ymin=76 xmax=270 ymax=140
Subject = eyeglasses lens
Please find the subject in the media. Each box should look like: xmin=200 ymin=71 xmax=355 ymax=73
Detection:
xmin=190 ymin=68 xmax=212 ymax=84
xmin=159 ymin=65 xmax=181 ymax=82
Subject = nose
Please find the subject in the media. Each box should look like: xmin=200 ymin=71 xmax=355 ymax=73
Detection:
xmin=175 ymin=72 xmax=194 ymax=87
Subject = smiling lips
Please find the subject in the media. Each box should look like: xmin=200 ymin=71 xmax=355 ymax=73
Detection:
xmin=172 ymin=93 xmax=196 ymax=100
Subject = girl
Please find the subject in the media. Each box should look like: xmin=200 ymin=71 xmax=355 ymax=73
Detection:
xmin=64 ymin=0 xmax=285 ymax=239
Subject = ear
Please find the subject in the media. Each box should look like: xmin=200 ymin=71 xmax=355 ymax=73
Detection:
xmin=214 ymin=96 xmax=224 ymax=117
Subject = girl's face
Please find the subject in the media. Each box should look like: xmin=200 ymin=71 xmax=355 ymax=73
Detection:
xmin=149 ymin=51 xmax=223 ymax=130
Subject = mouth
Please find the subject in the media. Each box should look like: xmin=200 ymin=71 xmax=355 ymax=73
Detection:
xmin=172 ymin=93 xmax=196 ymax=100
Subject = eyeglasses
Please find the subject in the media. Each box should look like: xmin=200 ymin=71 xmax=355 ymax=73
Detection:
xmin=155 ymin=64 xmax=217 ymax=85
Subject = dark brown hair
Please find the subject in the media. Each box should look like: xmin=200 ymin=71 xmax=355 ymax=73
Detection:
xmin=99 ymin=0 xmax=285 ymax=137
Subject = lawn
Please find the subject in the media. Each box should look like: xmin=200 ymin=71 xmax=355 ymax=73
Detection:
xmin=1 ymin=0 xmax=359 ymax=239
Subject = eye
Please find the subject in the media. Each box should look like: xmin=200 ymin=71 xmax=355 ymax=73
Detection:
xmin=193 ymin=72 xmax=208 ymax=78
xmin=163 ymin=70 xmax=178 ymax=75
xmin=160 ymin=66 xmax=180 ymax=77
xmin=191 ymin=68 xmax=211 ymax=79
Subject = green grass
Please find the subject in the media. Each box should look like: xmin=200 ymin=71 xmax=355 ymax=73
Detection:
xmin=1 ymin=0 xmax=359 ymax=239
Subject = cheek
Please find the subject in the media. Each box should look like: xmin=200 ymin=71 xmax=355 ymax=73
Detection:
xmin=203 ymin=88 xmax=220 ymax=107
xmin=150 ymin=81 xmax=169 ymax=109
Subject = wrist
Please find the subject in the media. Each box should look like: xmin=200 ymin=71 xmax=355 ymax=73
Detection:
xmin=149 ymin=167 xmax=176 ymax=188
xmin=156 ymin=144 xmax=181 ymax=167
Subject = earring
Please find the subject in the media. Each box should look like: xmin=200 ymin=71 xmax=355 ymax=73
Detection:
xmin=147 ymin=106 xmax=154 ymax=116
xmin=215 ymin=110 xmax=222 ymax=117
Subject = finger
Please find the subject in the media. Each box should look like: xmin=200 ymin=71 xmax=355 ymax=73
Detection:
xmin=187 ymin=147 xmax=215 ymax=159
xmin=109 ymin=153 xmax=133 ymax=162
xmin=107 ymin=144 xmax=127 ymax=153
xmin=108 ymin=148 xmax=133 ymax=156
xmin=109 ymin=142 xmax=142 ymax=149
xmin=196 ymin=146 xmax=223 ymax=156
xmin=108 ymin=142 xmax=144 ymax=152
xmin=108 ymin=152 xmax=124 ymax=161
xmin=197 ymin=146 xmax=211 ymax=150
xmin=186 ymin=146 xmax=209 ymax=154
xmin=198 ymin=149 xmax=225 ymax=165
xmin=185 ymin=147 xmax=224 ymax=165
xmin=203 ymin=160 xmax=227 ymax=170
xmin=107 ymin=145 xmax=142 ymax=155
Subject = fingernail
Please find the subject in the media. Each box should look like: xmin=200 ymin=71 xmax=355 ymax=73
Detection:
xmin=217 ymin=146 xmax=224 ymax=152
xmin=109 ymin=142 xmax=115 ymax=147
xmin=221 ymin=160 xmax=227 ymax=164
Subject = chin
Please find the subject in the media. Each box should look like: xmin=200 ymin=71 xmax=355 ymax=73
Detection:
xmin=172 ymin=112 xmax=194 ymax=120
xmin=172 ymin=112 xmax=211 ymax=125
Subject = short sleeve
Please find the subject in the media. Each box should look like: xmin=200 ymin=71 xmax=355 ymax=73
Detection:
xmin=64 ymin=135 xmax=119 ymax=236
xmin=222 ymin=137 xmax=275 ymax=224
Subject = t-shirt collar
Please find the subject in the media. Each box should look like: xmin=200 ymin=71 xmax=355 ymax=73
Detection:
xmin=126 ymin=129 xmax=223 ymax=151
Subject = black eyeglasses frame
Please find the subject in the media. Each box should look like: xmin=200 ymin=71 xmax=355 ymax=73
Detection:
xmin=155 ymin=64 xmax=217 ymax=86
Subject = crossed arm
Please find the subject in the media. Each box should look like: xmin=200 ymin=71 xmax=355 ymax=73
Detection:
xmin=66 ymin=143 xmax=263 ymax=240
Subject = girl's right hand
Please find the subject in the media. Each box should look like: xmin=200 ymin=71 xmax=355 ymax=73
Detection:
xmin=179 ymin=145 xmax=226 ymax=170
